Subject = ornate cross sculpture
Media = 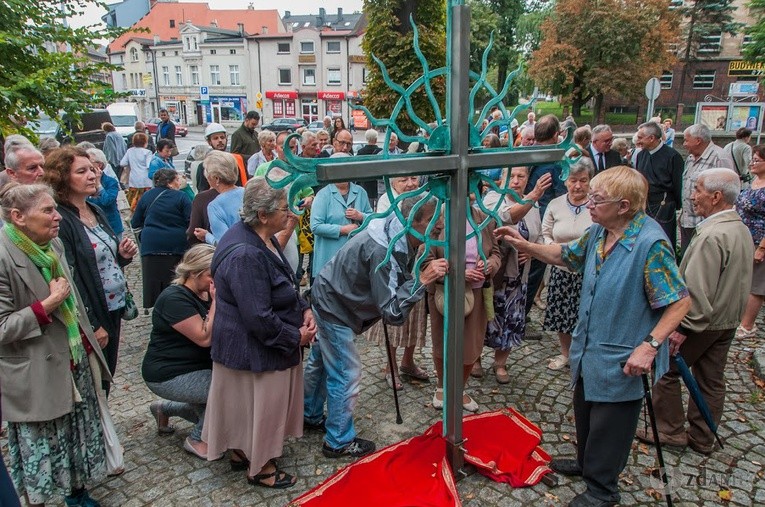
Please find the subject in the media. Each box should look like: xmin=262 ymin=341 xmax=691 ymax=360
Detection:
xmin=268 ymin=1 xmax=572 ymax=476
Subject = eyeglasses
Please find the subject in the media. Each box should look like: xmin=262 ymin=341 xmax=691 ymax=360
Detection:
xmin=751 ymin=158 xmax=764 ymax=165
xmin=586 ymin=194 xmax=622 ymax=207
xmin=336 ymin=140 xmax=353 ymax=147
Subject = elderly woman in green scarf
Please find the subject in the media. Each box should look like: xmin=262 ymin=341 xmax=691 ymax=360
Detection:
xmin=0 ymin=183 xmax=112 ymax=507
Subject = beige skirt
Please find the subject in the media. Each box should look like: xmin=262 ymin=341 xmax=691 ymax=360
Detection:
xmin=365 ymin=298 xmax=428 ymax=348
xmin=429 ymin=288 xmax=487 ymax=365
xmin=202 ymin=361 xmax=303 ymax=475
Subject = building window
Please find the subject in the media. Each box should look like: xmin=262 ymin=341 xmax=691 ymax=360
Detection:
xmin=230 ymin=49 xmax=236 ymax=54
xmin=130 ymin=47 xmax=139 ymax=62
xmin=174 ymin=51 xmax=179 ymax=56
xmin=210 ymin=49 xmax=217 ymax=55
xmin=327 ymin=68 xmax=341 ymax=86
xmin=229 ymin=65 xmax=240 ymax=86
xmin=327 ymin=41 xmax=341 ymax=54
xmin=303 ymin=67 xmax=316 ymax=86
xmin=300 ymin=41 xmax=314 ymax=54
xmin=210 ymin=65 xmax=221 ymax=85
xmin=743 ymin=35 xmax=753 ymax=46
xmin=277 ymin=42 xmax=290 ymax=54
xmin=161 ymin=51 xmax=166 ymax=57
xmin=279 ymin=68 xmax=292 ymax=85
xmin=121 ymin=73 xmax=127 ymax=89
xmin=175 ymin=66 xmax=183 ymax=85
xmin=274 ymin=101 xmax=283 ymax=116
xmin=660 ymin=71 xmax=673 ymax=89
xmin=693 ymin=70 xmax=715 ymax=89
xmin=362 ymin=67 xmax=369 ymax=84
xmin=170 ymin=19 xmax=175 ymax=28
xmin=698 ymin=32 xmax=721 ymax=53
xmin=162 ymin=66 xmax=170 ymax=86
xmin=190 ymin=65 xmax=199 ymax=85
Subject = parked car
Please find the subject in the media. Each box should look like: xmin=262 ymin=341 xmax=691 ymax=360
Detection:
xmin=145 ymin=117 xmax=188 ymax=137
xmin=307 ymin=121 xmax=324 ymax=132
xmin=29 ymin=110 xmax=113 ymax=150
xmin=261 ymin=117 xmax=308 ymax=133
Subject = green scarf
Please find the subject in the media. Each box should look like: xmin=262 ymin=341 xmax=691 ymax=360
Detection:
xmin=4 ymin=223 xmax=84 ymax=363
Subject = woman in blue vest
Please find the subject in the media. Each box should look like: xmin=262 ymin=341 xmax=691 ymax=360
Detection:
xmin=495 ymin=166 xmax=691 ymax=507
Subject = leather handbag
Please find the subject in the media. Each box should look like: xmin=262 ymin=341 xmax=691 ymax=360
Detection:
xmin=433 ymin=282 xmax=474 ymax=317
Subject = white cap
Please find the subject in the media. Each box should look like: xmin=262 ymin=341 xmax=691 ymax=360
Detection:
xmin=510 ymin=119 xmax=519 ymax=128
xmin=205 ymin=123 xmax=226 ymax=138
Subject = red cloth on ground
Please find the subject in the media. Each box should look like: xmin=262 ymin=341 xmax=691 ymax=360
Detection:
xmin=426 ymin=407 xmax=552 ymax=487
xmin=290 ymin=407 xmax=551 ymax=506
xmin=289 ymin=432 xmax=461 ymax=507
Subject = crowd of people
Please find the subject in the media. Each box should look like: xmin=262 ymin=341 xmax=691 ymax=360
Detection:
xmin=0 ymin=106 xmax=762 ymax=506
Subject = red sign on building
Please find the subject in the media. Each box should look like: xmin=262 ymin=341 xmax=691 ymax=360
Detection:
xmin=265 ymin=91 xmax=298 ymax=99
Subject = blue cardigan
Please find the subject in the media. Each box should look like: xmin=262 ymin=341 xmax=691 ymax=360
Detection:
xmin=130 ymin=186 xmax=191 ymax=255
xmin=210 ymin=221 xmax=309 ymax=373
xmin=87 ymin=173 xmax=123 ymax=236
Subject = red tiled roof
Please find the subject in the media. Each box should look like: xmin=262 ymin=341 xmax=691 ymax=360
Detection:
xmin=108 ymin=2 xmax=282 ymax=53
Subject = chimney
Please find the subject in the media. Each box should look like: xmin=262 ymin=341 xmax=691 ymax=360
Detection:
xmin=237 ymin=22 xmax=244 ymax=35
xmin=337 ymin=8 xmax=343 ymax=20
xmin=261 ymin=26 xmax=268 ymax=34
xmin=153 ymin=35 xmax=160 ymax=45
xmin=318 ymin=7 xmax=326 ymax=26
xmin=284 ymin=10 xmax=290 ymax=18
xmin=210 ymin=19 xmax=217 ymax=27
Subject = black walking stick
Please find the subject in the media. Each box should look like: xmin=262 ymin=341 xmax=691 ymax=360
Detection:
xmin=382 ymin=322 xmax=403 ymax=424
xmin=642 ymin=373 xmax=674 ymax=507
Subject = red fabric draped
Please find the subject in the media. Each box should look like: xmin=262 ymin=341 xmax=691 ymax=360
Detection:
xmin=289 ymin=407 xmax=551 ymax=506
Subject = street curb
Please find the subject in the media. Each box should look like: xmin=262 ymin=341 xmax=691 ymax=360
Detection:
xmin=754 ymin=345 xmax=765 ymax=381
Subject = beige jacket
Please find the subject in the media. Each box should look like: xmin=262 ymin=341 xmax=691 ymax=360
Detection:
xmin=679 ymin=210 xmax=753 ymax=334
xmin=0 ymin=230 xmax=110 ymax=422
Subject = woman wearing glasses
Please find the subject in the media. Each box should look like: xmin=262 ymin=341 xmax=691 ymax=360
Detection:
xmin=735 ymin=145 xmax=765 ymax=338
xmin=497 ymin=166 xmax=690 ymax=506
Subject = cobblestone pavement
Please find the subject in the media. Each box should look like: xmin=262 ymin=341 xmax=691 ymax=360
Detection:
xmin=6 ymin=257 xmax=764 ymax=506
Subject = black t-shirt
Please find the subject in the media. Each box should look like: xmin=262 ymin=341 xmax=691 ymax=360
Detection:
xmin=141 ymin=284 xmax=212 ymax=383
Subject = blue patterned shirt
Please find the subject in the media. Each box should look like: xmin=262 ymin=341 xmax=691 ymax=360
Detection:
xmin=561 ymin=211 xmax=688 ymax=310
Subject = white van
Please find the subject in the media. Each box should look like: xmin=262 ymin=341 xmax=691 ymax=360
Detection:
xmin=107 ymin=102 xmax=140 ymax=139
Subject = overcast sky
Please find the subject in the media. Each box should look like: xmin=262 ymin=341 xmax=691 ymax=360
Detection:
xmin=71 ymin=0 xmax=365 ymax=29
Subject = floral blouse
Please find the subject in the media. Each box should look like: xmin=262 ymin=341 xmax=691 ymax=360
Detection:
xmin=86 ymin=225 xmax=127 ymax=311
xmin=736 ymin=187 xmax=765 ymax=244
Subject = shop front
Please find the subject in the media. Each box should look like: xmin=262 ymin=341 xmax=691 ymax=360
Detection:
xmin=318 ymin=91 xmax=345 ymax=118
xmin=202 ymin=96 xmax=248 ymax=125
xmin=159 ymin=95 xmax=189 ymax=124
xmin=266 ymin=90 xmax=298 ymax=119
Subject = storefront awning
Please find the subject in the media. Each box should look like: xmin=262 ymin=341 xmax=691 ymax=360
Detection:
xmin=265 ymin=90 xmax=298 ymax=99
xmin=318 ymin=91 xmax=345 ymax=100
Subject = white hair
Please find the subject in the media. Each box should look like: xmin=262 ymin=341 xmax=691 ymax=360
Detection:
xmin=365 ymin=129 xmax=378 ymax=144
xmin=684 ymin=124 xmax=712 ymax=143
xmin=698 ymin=168 xmax=740 ymax=205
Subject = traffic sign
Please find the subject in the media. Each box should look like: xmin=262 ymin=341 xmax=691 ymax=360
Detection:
xmin=645 ymin=77 xmax=661 ymax=120
xmin=200 ymin=86 xmax=209 ymax=104
xmin=256 ymin=92 xmax=262 ymax=100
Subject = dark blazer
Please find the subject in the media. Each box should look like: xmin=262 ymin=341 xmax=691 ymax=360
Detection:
xmin=0 ymin=231 xmax=110 ymax=422
xmin=588 ymin=146 xmax=622 ymax=173
xmin=57 ymin=202 xmax=131 ymax=342
xmin=211 ymin=221 xmax=308 ymax=373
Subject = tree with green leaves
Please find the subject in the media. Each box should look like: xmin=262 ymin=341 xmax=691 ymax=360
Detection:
xmin=362 ymin=0 xmax=446 ymax=134
xmin=743 ymin=0 xmax=765 ymax=66
xmin=0 ymin=0 xmax=123 ymax=137
xmin=528 ymin=0 xmax=679 ymax=121
xmin=674 ymin=0 xmax=742 ymax=109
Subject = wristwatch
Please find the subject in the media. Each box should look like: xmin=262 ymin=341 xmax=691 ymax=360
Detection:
xmin=644 ymin=334 xmax=661 ymax=350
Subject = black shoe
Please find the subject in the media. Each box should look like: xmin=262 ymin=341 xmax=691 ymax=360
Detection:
xmin=568 ymin=491 xmax=617 ymax=507
xmin=550 ymin=458 xmax=583 ymax=477
xmin=322 ymin=438 xmax=376 ymax=459
xmin=304 ymin=417 xmax=326 ymax=432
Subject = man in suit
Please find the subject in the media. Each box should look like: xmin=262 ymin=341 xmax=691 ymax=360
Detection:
xmin=637 ymin=168 xmax=752 ymax=455
xmin=588 ymin=125 xmax=622 ymax=174
xmin=635 ymin=121 xmax=684 ymax=248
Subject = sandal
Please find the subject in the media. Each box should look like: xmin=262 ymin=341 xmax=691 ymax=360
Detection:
xmin=492 ymin=364 xmax=510 ymax=384
xmin=385 ymin=371 xmax=404 ymax=391
xmin=230 ymin=449 xmax=250 ymax=471
xmin=247 ymin=461 xmax=296 ymax=489
xmin=400 ymin=364 xmax=430 ymax=381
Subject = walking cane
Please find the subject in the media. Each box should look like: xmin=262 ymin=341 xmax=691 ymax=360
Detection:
xmin=382 ymin=323 xmax=403 ymax=424
xmin=642 ymin=374 xmax=674 ymax=507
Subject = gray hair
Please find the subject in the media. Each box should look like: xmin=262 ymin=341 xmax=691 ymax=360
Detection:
xmin=638 ymin=121 xmax=663 ymax=140
xmin=258 ymin=130 xmax=276 ymax=146
xmin=134 ymin=121 xmax=146 ymax=130
xmin=191 ymin=144 xmax=212 ymax=161
xmin=612 ymin=138 xmax=629 ymax=153
xmin=0 ymin=183 xmax=54 ymax=223
xmin=240 ymin=176 xmax=286 ymax=227
xmin=86 ymin=148 xmax=108 ymax=167
xmin=38 ymin=136 xmax=60 ymax=153
xmin=697 ymin=168 xmax=740 ymax=205
xmin=390 ymin=132 xmax=398 ymax=141
xmin=569 ymin=157 xmax=595 ymax=179
xmin=203 ymin=151 xmax=238 ymax=185
xmin=684 ymin=123 xmax=712 ymax=143
xmin=316 ymin=129 xmax=329 ymax=138
xmin=365 ymin=129 xmax=378 ymax=144
xmin=300 ymin=131 xmax=316 ymax=146
xmin=400 ymin=195 xmax=438 ymax=223
xmin=76 ymin=141 xmax=96 ymax=150
xmin=3 ymin=134 xmax=33 ymax=153
xmin=4 ymin=145 xmax=43 ymax=170
xmin=591 ymin=124 xmax=612 ymax=136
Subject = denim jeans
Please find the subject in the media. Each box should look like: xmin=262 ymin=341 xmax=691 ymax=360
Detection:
xmin=303 ymin=307 xmax=362 ymax=449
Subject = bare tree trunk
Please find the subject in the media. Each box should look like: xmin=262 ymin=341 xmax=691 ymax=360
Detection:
xmin=675 ymin=6 xmax=697 ymax=129
xmin=593 ymin=93 xmax=605 ymax=124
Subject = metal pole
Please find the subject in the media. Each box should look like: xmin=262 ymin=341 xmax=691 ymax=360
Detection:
xmin=444 ymin=3 xmax=469 ymax=476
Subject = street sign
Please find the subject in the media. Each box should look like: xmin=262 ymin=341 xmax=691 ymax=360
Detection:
xmin=645 ymin=77 xmax=661 ymax=120
xmin=730 ymin=82 xmax=760 ymax=97
xmin=200 ymin=86 xmax=209 ymax=104
xmin=256 ymin=99 xmax=263 ymax=109
xmin=256 ymin=92 xmax=262 ymax=100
